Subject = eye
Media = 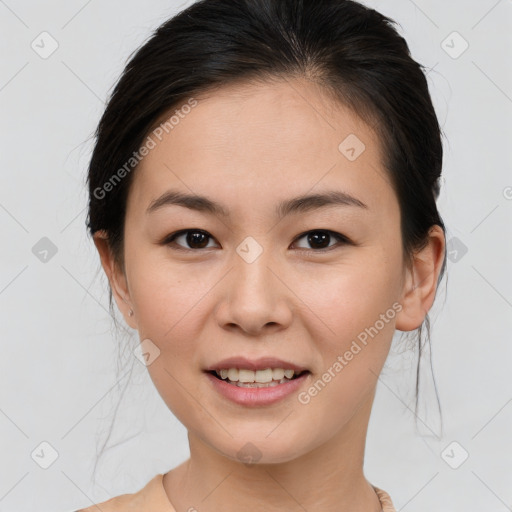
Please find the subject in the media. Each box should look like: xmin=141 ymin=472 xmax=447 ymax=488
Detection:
xmin=162 ymin=228 xmax=351 ymax=253
xmin=292 ymin=230 xmax=350 ymax=253
xmin=163 ymin=229 xmax=218 ymax=251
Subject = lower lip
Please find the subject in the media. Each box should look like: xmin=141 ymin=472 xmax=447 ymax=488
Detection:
xmin=205 ymin=372 xmax=310 ymax=406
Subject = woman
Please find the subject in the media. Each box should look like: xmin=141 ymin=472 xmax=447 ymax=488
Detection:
xmin=79 ymin=0 xmax=447 ymax=509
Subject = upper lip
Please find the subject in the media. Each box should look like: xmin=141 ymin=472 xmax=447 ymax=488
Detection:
xmin=204 ymin=356 xmax=309 ymax=373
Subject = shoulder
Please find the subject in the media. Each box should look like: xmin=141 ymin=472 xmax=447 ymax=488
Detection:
xmin=75 ymin=474 xmax=169 ymax=512
xmin=372 ymin=485 xmax=396 ymax=512
xmin=76 ymin=491 xmax=144 ymax=512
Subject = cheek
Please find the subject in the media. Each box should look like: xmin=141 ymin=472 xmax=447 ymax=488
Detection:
xmin=293 ymin=249 xmax=402 ymax=385
xmin=125 ymin=258 xmax=210 ymax=420
xmin=292 ymin=263 xmax=400 ymax=428
xmin=125 ymin=237 xmax=204 ymax=331
xmin=125 ymin=255 xmax=204 ymax=373
xmin=297 ymin=253 xmax=401 ymax=335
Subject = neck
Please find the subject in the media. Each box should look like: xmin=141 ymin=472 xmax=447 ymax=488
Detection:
xmin=163 ymin=390 xmax=381 ymax=512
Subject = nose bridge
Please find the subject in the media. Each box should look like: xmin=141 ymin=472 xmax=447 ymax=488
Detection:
xmin=218 ymin=234 xmax=291 ymax=333
xmin=233 ymin=235 xmax=275 ymax=294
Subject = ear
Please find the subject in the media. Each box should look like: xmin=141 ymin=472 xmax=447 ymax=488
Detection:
xmin=93 ymin=230 xmax=138 ymax=329
xmin=395 ymin=225 xmax=446 ymax=332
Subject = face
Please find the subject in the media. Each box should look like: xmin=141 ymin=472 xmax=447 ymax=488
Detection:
xmin=96 ymin=77 xmax=444 ymax=465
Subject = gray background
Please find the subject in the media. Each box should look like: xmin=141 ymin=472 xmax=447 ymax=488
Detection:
xmin=1 ymin=0 xmax=511 ymax=510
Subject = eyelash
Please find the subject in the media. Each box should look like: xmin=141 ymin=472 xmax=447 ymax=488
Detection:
xmin=161 ymin=229 xmax=352 ymax=254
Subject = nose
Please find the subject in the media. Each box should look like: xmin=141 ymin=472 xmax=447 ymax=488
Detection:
xmin=215 ymin=243 xmax=293 ymax=336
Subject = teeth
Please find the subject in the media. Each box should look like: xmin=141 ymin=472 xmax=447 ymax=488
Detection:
xmin=214 ymin=367 xmax=302 ymax=384
xmin=227 ymin=368 xmax=238 ymax=381
xmin=239 ymin=369 xmax=255 ymax=383
xmin=273 ymin=368 xmax=285 ymax=380
xmin=255 ymin=369 xmax=274 ymax=383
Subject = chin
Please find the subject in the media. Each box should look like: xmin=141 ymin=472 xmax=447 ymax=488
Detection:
xmin=208 ymin=429 xmax=314 ymax=466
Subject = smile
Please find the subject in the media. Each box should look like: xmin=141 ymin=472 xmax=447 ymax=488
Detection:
xmin=205 ymin=369 xmax=311 ymax=406
xmin=214 ymin=367 xmax=304 ymax=385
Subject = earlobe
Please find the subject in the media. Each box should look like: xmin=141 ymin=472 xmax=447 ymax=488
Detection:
xmin=395 ymin=225 xmax=446 ymax=332
xmin=92 ymin=230 xmax=137 ymax=329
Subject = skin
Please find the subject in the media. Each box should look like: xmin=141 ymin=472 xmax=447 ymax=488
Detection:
xmin=94 ymin=77 xmax=445 ymax=512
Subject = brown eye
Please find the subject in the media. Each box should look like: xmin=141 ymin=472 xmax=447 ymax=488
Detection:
xmin=164 ymin=229 xmax=217 ymax=250
xmin=162 ymin=228 xmax=350 ymax=253
xmin=293 ymin=230 xmax=349 ymax=252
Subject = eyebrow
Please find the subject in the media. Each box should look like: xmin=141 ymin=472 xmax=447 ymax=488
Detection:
xmin=146 ymin=189 xmax=368 ymax=218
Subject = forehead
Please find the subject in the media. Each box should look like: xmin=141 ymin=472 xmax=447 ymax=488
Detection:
xmin=130 ymin=78 xmax=395 ymax=216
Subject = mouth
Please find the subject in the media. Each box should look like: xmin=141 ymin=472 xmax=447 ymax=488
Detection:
xmin=203 ymin=356 xmax=312 ymax=405
xmin=206 ymin=368 xmax=311 ymax=388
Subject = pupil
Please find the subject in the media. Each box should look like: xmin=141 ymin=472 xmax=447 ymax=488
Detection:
xmin=308 ymin=231 xmax=329 ymax=249
xmin=187 ymin=231 xmax=208 ymax=249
